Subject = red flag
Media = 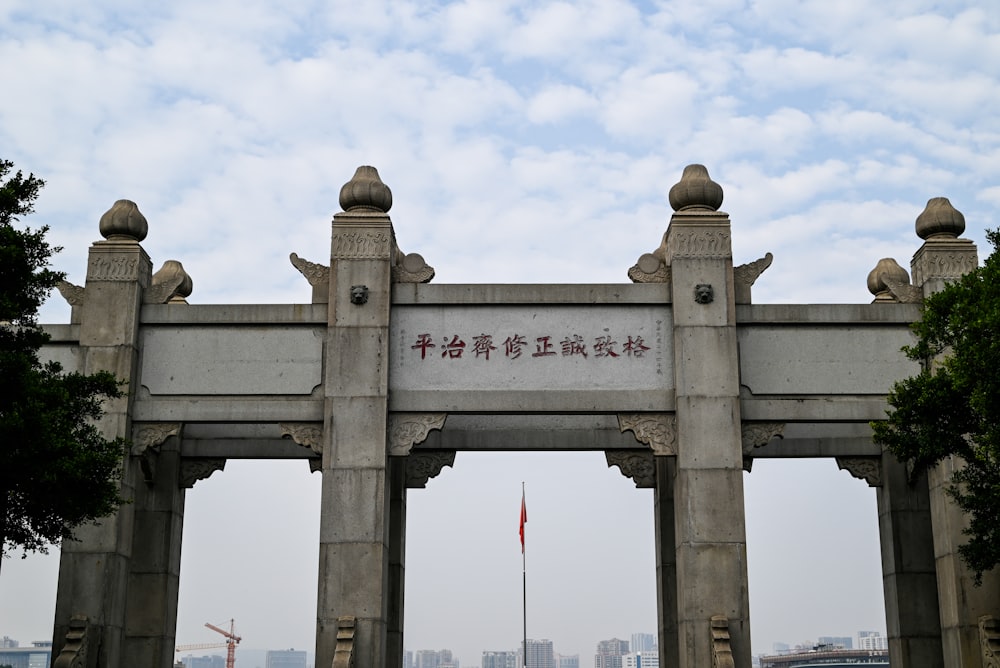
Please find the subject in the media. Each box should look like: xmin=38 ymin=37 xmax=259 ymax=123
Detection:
xmin=519 ymin=491 xmax=527 ymax=553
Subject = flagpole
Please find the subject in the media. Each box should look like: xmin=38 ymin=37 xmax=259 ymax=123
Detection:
xmin=521 ymin=481 xmax=527 ymax=668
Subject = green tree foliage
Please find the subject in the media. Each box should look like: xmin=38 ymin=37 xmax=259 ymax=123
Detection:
xmin=0 ymin=159 xmax=126 ymax=562
xmin=872 ymin=229 xmax=1000 ymax=584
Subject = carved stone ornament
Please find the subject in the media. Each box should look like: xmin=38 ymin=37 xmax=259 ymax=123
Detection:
xmin=280 ymin=423 xmax=323 ymax=455
xmin=734 ymin=253 xmax=773 ymax=303
xmin=333 ymin=615 xmax=357 ymax=668
xmin=331 ymin=230 xmax=393 ymax=260
xmin=99 ymin=199 xmax=148 ymax=241
xmin=606 ymin=451 xmax=656 ymax=488
xmin=289 ymin=252 xmax=330 ymax=286
xmin=87 ymin=252 xmax=143 ymax=282
xmin=179 ymin=458 xmax=226 ymax=488
xmin=741 ymin=422 xmax=785 ymax=454
xmin=131 ymin=423 xmax=182 ymax=484
xmin=980 ymin=614 xmax=1000 ymax=668
xmin=339 ymin=165 xmax=392 ymax=213
xmin=911 ymin=243 xmax=979 ymax=287
xmin=53 ymin=614 xmax=88 ymax=668
xmin=915 ymin=196 xmax=965 ymax=240
xmin=56 ymin=280 xmax=86 ymax=306
xmin=666 ymin=227 xmax=731 ymax=260
xmin=405 ymin=451 xmax=456 ymax=488
xmin=836 ymin=457 xmax=882 ymax=487
xmin=867 ymin=258 xmax=921 ymax=304
xmin=618 ymin=413 xmax=677 ymax=455
xmin=388 ymin=413 xmax=447 ymax=456
xmin=628 ymin=233 xmax=672 ymax=284
xmin=145 ymin=260 xmax=193 ymax=304
xmin=392 ymin=251 xmax=435 ymax=283
xmin=710 ymin=615 xmax=735 ymax=668
xmin=309 ymin=459 xmax=321 ymax=474
xmin=668 ymin=164 xmax=724 ymax=212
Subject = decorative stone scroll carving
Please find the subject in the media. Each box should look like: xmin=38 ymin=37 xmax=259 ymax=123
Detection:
xmin=405 ymin=451 xmax=456 ymax=488
xmin=56 ymin=280 xmax=86 ymax=306
xmin=392 ymin=251 xmax=435 ymax=283
xmin=289 ymin=252 xmax=329 ymax=287
xmin=710 ymin=615 xmax=735 ymax=668
xmin=333 ymin=615 xmax=357 ymax=668
xmin=666 ymin=228 xmax=731 ymax=259
xmin=87 ymin=253 xmax=142 ymax=281
xmin=836 ymin=457 xmax=882 ymax=487
xmin=911 ymin=247 xmax=979 ymax=286
xmin=331 ymin=230 xmax=393 ymax=259
xmin=179 ymin=458 xmax=226 ymax=488
xmin=280 ymin=423 xmax=323 ymax=455
xmin=606 ymin=451 xmax=656 ymax=488
xmin=618 ymin=414 xmax=677 ymax=455
xmin=981 ymin=615 xmax=1000 ymax=668
xmin=388 ymin=413 xmax=447 ymax=456
xmin=145 ymin=260 xmax=193 ymax=304
xmin=628 ymin=232 xmax=671 ymax=284
xmin=131 ymin=423 xmax=182 ymax=484
xmin=741 ymin=422 xmax=784 ymax=472
xmin=53 ymin=615 xmax=88 ymax=668
xmin=867 ymin=258 xmax=921 ymax=304
xmin=734 ymin=252 xmax=773 ymax=304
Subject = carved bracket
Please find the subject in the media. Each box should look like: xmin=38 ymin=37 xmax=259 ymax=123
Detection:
xmin=179 ymin=458 xmax=226 ymax=488
xmin=711 ymin=616 xmax=735 ymax=668
xmin=734 ymin=252 xmax=773 ymax=304
xmin=618 ymin=414 xmax=677 ymax=455
xmin=981 ymin=615 xmax=1000 ymax=668
xmin=406 ymin=451 xmax=456 ymax=488
xmin=392 ymin=251 xmax=435 ymax=283
xmin=289 ymin=252 xmax=329 ymax=286
xmin=389 ymin=413 xmax=447 ymax=456
xmin=333 ymin=615 xmax=356 ymax=668
xmin=280 ymin=423 xmax=323 ymax=455
xmin=56 ymin=280 xmax=86 ymax=307
xmin=606 ymin=451 xmax=656 ymax=488
xmin=836 ymin=457 xmax=882 ymax=487
xmin=131 ymin=423 xmax=181 ymax=484
xmin=53 ymin=614 xmax=88 ymax=668
xmin=741 ymin=422 xmax=784 ymax=472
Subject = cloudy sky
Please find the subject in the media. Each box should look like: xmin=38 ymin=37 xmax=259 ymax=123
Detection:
xmin=1 ymin=0 xmax=997 ymax=664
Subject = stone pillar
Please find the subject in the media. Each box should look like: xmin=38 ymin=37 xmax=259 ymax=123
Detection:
xmin=663 ymin=166 xmax=750 ymax=667
xmin=910 ymin=197 xmax=1000 ymax=666
xmin=877 ymin=454 xmax=943 ymax=667
xmin=52 ymin=200 xmax=152 ymax=667
xmin=386 ymin=457 xmax=408 ymax=668
xmin=654 ymin=456 xmax=679 ymax=668
xmin=317 ymin=167 xmax=396 ymax=668
xmin=122 ymin=424 xmax=185 ymax=668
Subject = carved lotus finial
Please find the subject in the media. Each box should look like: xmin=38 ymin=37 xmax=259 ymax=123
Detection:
xmin=668 ymin=164 xmax=723 ymax=212
xmin=915 ymin=197 xmax=965 ymax=240
xmin=99 ymin=199 xmax=148 ymax=242
xmin=339 ymin=166 xmax=392 ymax=213
xmin=867 ymin=258 xmax=910 ymax=300
xmin=150 ymin=260 xmax=193 ymax=303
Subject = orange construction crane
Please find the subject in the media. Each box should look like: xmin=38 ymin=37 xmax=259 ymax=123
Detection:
xmin=202 ymin=619 xmax=241 ymax=668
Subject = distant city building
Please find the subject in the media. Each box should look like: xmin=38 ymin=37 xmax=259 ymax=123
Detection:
xmin=856 ymin=631 xmax=887 ymax=651
xmin=181 ymin=656 xmax=225 ymax=668
xmin=556 ymin=653 xmax=579 ymax=668
xmin=771 ymin=642 xmax=789 ymax=653
xmin=760 ymin=647 xmax=887 ymax=667
xmin=1 ymin=636 xmax=18 ymax=648
xmin=266 ymin=648 xmax=308 ymax=667
xmin=405 ymin=650 xmax=414 ymax=668
xmin=523 ymin=639 xmax=554 ymax=668
xmin=621 ymin=650 xmax=658 ymax=668
xmin=594 ymin=638 xmax=629 ymax=668
xmin=817 ymin=637 xmax=852 ymax=649
xmin=630 ymin=633 xmax=655 ymax=653
xmin=0 ymin=641 xmax=53 ymax=668
xmin=416 ymin=648 xmax=459 ymax=668
xmin=483 ymin=650 xmax=518 ymax=668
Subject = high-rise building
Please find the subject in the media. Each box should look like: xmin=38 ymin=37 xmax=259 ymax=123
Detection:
xmin=594 ymin=639 xmax=629 ymax=668
xmin=556 ymin=653 xmax=579 ymax=668
xmin=181 ymin=656 xmax=225 ymax=668
xmin=415 ymin=649 xmax=459 ymax=668
xmin=621 ymin=650 xmax=658 ymax=668
xmin=630 ymin=633 xmax=655 ymax=653
xmin=0 ymin=640 xmax=52 ymax=668
xmin=405 ymin=650 xmax=414 ymax=668
xmin=266 ymin=648 xmax=308 ymax=667
xmin=817 ymin=636 xmax=852 ymax=649
xmin=483 ymin=650 xmax=518 ymax=668
xmin=857 ymin=631 xmax=888 ymax=650
xmin=522 ymin=639 xmax=554 ymax=668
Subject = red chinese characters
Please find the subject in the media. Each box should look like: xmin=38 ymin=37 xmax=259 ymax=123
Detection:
xmin=411 ymin=332 xmax=652 ymax=362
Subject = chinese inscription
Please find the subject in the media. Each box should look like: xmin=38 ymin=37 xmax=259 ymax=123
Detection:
xmin=409 ymin=331 xmax=651 ymax=362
